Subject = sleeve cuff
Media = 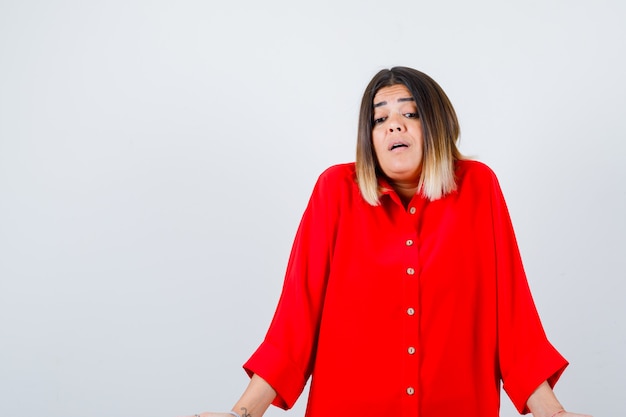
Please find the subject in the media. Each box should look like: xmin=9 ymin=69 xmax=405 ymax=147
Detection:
xmin=503 ymin=344 xmax=569 ymax=414
xmin=243 ymin=340 xmax=309 ymax=410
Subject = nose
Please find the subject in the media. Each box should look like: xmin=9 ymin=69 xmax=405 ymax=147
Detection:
xmin=388 ymin=115 xmax=405 ymax=133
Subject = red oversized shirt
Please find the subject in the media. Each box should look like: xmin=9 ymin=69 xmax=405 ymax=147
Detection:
xmin=244 ymin=160 xmax=567 ymax=417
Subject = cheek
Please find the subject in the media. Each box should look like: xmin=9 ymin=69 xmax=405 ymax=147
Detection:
xmin=371 ymin=131 xmax=385 ymax=153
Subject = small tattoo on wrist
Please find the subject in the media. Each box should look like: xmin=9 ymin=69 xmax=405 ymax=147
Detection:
xmin=240 ymin=407 xmax=251 ymax=417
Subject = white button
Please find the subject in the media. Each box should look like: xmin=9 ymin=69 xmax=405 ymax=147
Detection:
xmin=406 ymin=267 xmax=415 ymax=275
xmin=407 ymin=387 xmax=415 ymax=395
xmin=409 ymin=207 xmax=416 ymax=214
xmin=407 ymin=307 xmax=415 ymax=316
xmin=406 ymin=239 xmax=413 ymax=246
xmin=408 ymin=346 xmax=416 ymax=354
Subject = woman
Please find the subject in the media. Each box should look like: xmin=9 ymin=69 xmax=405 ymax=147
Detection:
xmin=189 ymin=67 xmax=591 ymax=417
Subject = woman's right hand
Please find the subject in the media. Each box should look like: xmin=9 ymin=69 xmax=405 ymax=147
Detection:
xmin=180 ymin=374 xmax=276 ymax=417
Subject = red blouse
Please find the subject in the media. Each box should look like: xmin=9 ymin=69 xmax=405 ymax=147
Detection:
xmin=243 ymin=160 xmax=567 ymax=417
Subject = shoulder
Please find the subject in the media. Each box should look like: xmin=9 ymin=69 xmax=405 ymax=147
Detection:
xmin=306 ymin=163 xmax=361 ymax=210
xmin=315 ymin=163 xmax=357 ymax=191
xmin=454 ymin=159 xmax=506 ymax=202
xmin=303 ymin=163 xmax=359 ymax=219
xmin=456 ymin=159 xmax=496 ymax=179
xmin=318 ymin=162 xmax=356 ymax=181
xmin=455 ymin=159 xmax=500 ymax=188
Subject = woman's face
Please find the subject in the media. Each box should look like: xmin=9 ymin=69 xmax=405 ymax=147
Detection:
xmin=371 ymin=84 xmax=424 ymax=185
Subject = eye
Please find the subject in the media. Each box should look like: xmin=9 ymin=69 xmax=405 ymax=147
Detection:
xmin=404 ymin=112 xmax=419 ymax=119
xmin=373 ymin=116 xmax=387 ymax=125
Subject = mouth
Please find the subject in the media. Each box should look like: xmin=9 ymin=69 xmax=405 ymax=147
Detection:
xmin=389 ymin=141 xmax=409 ymax=151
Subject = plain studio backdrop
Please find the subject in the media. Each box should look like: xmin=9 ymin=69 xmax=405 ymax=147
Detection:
xmin=0 ymin=1 xmax=624 ymax=416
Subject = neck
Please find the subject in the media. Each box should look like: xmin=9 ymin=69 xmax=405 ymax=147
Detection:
xmin=390 ymin=180 xmax=419 ymax=206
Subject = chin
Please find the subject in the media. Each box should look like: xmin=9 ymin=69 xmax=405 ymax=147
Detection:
xmin=385 ymin=166 xmax=420 ymax=179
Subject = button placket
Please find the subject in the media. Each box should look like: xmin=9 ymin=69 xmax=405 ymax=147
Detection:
xmin=401 ymin=207 xmax=420 ymax=409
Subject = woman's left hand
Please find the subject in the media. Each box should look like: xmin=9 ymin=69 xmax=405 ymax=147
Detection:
xmin=552 ymin=411 xmax=592 ymax=417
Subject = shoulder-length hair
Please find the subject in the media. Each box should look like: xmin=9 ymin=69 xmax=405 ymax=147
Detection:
xmin=356 ymin=66 xmax=463 ymax=205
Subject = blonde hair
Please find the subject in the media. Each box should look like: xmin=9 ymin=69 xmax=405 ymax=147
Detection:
xmin=356 ymin=67 xmax=463 ymax=205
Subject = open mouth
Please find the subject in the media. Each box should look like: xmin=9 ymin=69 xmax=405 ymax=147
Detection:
xmin=390 ymin=142 xmax=408 ymax=151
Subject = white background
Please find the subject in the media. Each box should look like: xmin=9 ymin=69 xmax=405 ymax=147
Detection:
xmin=1 ymin=1 xmax=624 ymax=416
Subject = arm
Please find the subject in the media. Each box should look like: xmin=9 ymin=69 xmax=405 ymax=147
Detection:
xmin=186 ymin=168 xmax=343 ymax=417
xmin=230 ymin=374 xmax=277 ymax=417
xmin=183 ymin=374 xmax=277 ymax=417
xmin=527 ymin=380 xmax=592 ymax=417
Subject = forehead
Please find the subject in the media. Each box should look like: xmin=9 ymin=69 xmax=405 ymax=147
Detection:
xmin=373 ymin=84 xmax=413 ymax=105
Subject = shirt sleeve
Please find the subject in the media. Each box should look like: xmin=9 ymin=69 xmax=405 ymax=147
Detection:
xmin=243 ymin=169 xmax=339 ymax=410
xmin=490 ymin=172 xmax=569 ymax=414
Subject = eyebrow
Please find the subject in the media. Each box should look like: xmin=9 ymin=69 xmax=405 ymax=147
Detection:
xmin=373 ymin=97 xmax=415 ymax=108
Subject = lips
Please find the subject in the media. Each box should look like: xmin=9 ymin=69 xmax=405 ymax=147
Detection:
xmin=389 ymin=141 xmax=409 ymax=151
